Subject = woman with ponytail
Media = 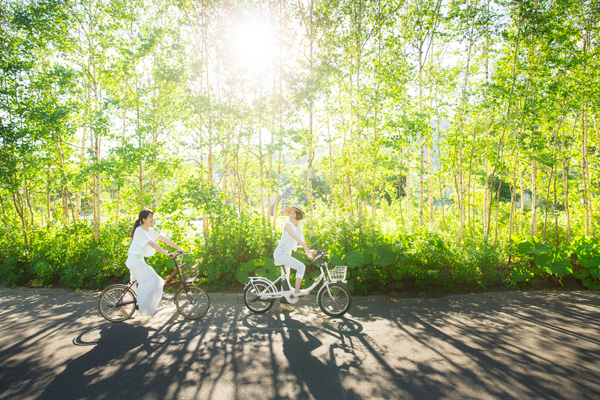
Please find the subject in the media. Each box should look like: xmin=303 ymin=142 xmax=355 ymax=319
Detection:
xmin=126 ymin=209 xmax=184 ymax=316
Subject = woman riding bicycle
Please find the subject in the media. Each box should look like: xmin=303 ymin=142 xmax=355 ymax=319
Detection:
xmin=126 ymin=209 xmax=184 ymax=316
xmin=274 ymin=205 xmax=316 ymax=311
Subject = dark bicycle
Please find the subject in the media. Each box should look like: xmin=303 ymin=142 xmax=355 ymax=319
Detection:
xmin=98 ymin=251 xmax=209 ymax=322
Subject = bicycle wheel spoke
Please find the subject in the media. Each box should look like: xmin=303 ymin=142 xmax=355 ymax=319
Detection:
xmin=243 ymin=281 xmax=275 ymax=313
xmin=318 ymin=283 xmax=351 ymax=317
xmin=175 ymin=285 xmax=210 ymax=319
xmin=99 ymin=285 xmax=136 ymax=322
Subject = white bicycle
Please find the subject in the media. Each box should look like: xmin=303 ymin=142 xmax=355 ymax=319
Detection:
xmin=243 ymin=250 xmax=352 ymax=317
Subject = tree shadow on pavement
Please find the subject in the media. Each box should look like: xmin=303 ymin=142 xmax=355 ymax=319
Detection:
xmin=3 ymin=288 xmax=600 ymax=400
xmin=38 ymin=324 xmax=155 ymax=400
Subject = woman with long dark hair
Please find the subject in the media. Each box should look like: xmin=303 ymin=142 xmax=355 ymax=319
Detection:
xmin=126 ymin=209 xmax=183 ymax=316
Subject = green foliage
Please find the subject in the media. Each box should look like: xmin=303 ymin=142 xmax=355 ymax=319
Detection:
xmin=193 ymin=208 xmax=277 ymax=291
xmin=0 ymin=221 xmax=131 ymax=289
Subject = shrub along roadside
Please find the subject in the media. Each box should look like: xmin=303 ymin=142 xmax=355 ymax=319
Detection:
xmin=1 ymin=215 xmax=599 ymax=293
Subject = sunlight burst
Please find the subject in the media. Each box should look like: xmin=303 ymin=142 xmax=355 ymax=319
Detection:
xmin=232 ymin=21 xmax=275 ymax=74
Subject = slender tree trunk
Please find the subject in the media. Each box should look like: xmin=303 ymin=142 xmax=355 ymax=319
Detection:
xmin=328 ymin=106 xmax=334 ymax=199
xmin=406 ymin=165 xmax=411 ymax=225
xmin=46 ymin=167 xmax=51 ymax=225
xmin=582 ymin=112 xmax=590 ymax=235
xmin=9 ymin=181 xmax=28 ymax=248
xmin=483 ymin=130 xmax=489 ymax=236
xmin=519 ymin=168 xmax=524 ymax=235
xmin=494 ymin=180 xmax=502 ymax=246
xmin=553 ymin=161 xmax=559 ymax=246
xmin=0 ymin=193 xmax=7 ymax=220
xmin=562 ymin=127 xmax=571 ymax=243
xmin=74 ymin=126 xmax=87 ymax=221
xmin=437 ymin=118 xmax=445 ymax=230
xmin=259 ymin=105 xmax=265 ymax=223
xmin=543 ymin=167 xmax=552 ymax=241
xmin=466 ymin=128 xmax=475 ymax=233
xmin=530 ymin=159 xmax=537 ymax=237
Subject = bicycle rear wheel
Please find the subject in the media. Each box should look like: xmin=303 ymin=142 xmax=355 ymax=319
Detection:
xmin=317 ymin=283 xmax=351 ymax=317
xmin=175 ymin=285 xmax=210 ymax=319
xmin=99 ymin=284 xmax=136 ymax=322
xmin=243 ymin=280 xmax=275 ymax=313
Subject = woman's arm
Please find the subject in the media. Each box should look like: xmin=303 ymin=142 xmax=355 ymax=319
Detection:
xmin=284 ymin=225 xmax=314 ymax=258
xmin=157 ymin=235 xmax=184 ymax=252
xmin=148 ymin=240 xmax=173 ymax=257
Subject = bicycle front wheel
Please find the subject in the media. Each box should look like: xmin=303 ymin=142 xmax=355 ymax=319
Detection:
xmin=99 ymin=284 xmax=136 ymax=322
xmin=175 ymin=285 xmax=210 ymax=319
xmin=317 ymin=283 xmax=352 ymax=317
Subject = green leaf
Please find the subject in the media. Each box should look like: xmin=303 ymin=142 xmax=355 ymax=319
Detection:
xmin=235 ymin=260 xmax=258 ymax=284
xmin=534 ymin=253 xmax=550 ymax=268
xmin=589 ymin=266 xmax=600 ymax=280
xmin=579 ymin=256 xmax=600 ymax=269
xmin=510 ymin=266 xmax=534 ymax=283
xmin=573 ymin=269 xmax=590 ymax=280
xmin=516 ymin=240 xmax=535 ymax=254
xmin=547 ymin=260 xmax=572 ymax=277
xmin=344 ymin=250 xmax=364 ymax=268
xmin=372 ymin=244 xmax=396 ymax=266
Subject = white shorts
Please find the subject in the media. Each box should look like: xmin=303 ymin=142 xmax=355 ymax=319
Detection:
xmin=273 ymin=248 xmax=306 ymax=278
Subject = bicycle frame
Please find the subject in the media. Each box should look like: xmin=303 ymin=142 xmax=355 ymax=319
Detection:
xmin=246 ymin=257 xmax=337 ymax=304
xmin=115 ymin=255 xmax=199 ymax=307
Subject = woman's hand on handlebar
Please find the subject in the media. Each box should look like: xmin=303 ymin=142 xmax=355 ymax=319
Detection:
xmin=306 ymin=249 xmax=317 ymax=259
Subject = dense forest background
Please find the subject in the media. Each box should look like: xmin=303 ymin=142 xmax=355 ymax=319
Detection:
xmin=1 ymin=0 xmax=600 ymax=293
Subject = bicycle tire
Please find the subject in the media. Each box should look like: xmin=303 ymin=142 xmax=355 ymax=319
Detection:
xmin=317 ymin=283 xmax=351 ymax=317
xmin=243 ymin=280 xmax=275 ymax=314
xmin=99 ymin=284 xmax=136 ymax=322
xmin=175 ymin=285 xmax=210 ymax=319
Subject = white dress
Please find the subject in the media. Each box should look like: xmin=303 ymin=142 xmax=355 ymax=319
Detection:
xmin=126 ymin=227 xmax=164 ymax=316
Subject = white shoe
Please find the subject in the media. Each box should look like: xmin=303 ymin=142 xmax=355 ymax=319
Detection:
xmin=280 ymin=303 xmax=294 ymax=312
xmin=152 ymin=307 xmax=165 ymax=316
xmin=293 ymin=290 xmax=309 ymax=297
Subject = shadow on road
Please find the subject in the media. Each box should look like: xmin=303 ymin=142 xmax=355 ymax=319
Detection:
xmin=39 ymin=324 xmax=155 ymax=399
xmin=1 ymin=288 xmax=600 ymax=399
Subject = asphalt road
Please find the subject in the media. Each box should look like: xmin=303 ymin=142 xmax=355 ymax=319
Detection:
xmin=1 ymin=287 xmax=599 ymax=400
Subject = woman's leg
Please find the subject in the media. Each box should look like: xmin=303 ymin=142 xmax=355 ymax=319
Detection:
xmin=274 ymin=253 xmax=306 ymax=293
xmin=126 ymin=257 xmax=164 ymax=316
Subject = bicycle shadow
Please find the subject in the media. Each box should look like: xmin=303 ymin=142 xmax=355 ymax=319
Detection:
xmin=279 ymin=314 xmax=345 ymax=399
xmin=38 ymin=323 xmax=155 ymax=400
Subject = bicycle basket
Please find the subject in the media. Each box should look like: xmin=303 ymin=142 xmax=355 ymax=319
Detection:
xmin=327 ymin=266 xmax=348 ymax=283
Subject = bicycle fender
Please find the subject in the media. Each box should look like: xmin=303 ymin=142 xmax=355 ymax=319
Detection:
xmin=316 ymin=284 xmax=331 ymax=302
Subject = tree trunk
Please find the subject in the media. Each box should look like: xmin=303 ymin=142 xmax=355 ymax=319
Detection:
xmin=519 ymin=168 xmax=524 ymax=235
xmin=543 ymin=167 xmax=552 ymax=241
xmin=530 ymin=159 xmax=537 ymax=237
xmin=582 ymin=112 xmax=590 ymax=235
xmin=507 ymin=150 xmax=518 ymax=243
xmin=562 ymin=127 xmax=571 ymax=243
xmin=494 ymin=180 xmax=502 ymax=246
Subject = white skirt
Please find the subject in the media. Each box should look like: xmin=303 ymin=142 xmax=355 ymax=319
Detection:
xmin=126 ymin=255 xmax=164 ymax=316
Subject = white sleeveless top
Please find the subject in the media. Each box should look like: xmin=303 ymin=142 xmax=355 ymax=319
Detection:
xmin=276 ymin=220 xmax=305 ymax=252
xmin=128 ymin=227 xmax=160 ymax=257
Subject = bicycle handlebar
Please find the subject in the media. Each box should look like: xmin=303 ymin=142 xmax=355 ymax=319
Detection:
xmin=313 ymin=250 xmax=329 ymax=260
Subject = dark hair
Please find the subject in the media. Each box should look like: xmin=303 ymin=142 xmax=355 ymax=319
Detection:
xmin=295 ymin=211 xmax=304 ymax=220
xmin=130 ymin=209 xmax=153 ymax=239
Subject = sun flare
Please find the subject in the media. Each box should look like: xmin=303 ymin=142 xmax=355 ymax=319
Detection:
xmin=232 ymin=21 xmax=275 ymax=74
